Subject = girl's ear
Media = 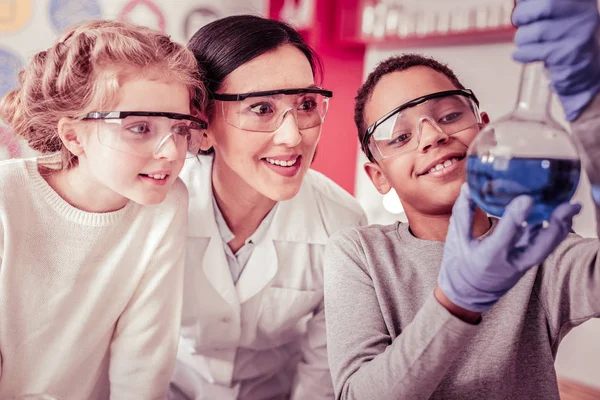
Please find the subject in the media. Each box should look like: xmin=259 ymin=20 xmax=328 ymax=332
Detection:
xmin=57 ymin=117 xmax=85 ymax=156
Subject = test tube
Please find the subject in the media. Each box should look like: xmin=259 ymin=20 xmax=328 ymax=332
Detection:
xmin=419 ymin=9 xmax=437 ymax=36
xmin=373 ymin=2 xmax=387 ymax=39
xmin=397 ymin=8 xmax=416 ymax=38
xmin=385 ymin=5 xmax=400 ymax=37
xmin=502 ymin=0 xmax=514 ymax=26
xmin=487 ymin=2 xmax=501 ymax=28
xmin=449 ymin=7 xmax=468 ymax=32
xmin=475 ymin=5 xmax=488 ymax=30
xmin=436 ymin=8 xmax=450 ymax=34
xmin=362 ymin=3 xmax=376 ymax=36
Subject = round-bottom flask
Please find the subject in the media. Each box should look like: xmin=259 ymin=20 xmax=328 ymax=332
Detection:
xmin=466 ymin=63 xmax=581 ymax=226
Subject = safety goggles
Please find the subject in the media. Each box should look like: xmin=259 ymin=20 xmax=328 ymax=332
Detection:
xmin=81 ymin=111 xmax=207 ymax=159
xmin=211 ymin=87 xmax=333 ymax=133
xmin=362 ymin=89 xmax=481 ymax=160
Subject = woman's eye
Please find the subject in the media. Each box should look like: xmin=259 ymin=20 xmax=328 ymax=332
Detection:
xmin=172 ymin=124 xmax=191 ymax=136
xmin=299 ymin=99 xmax=317 ymax=112
xmin=249 ymin=103 xmax=275 ymax=115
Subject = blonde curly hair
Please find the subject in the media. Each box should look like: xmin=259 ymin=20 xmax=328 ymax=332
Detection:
xmin=0 ymin=19 xmax=205 ymax=169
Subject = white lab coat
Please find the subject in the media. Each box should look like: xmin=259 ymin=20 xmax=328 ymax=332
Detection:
xmin=171 ymin=155 xmax=367 ymax=400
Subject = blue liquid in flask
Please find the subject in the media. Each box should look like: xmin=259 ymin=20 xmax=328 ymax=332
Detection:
xmin=466 ymin=156 xmax=580 ymax=226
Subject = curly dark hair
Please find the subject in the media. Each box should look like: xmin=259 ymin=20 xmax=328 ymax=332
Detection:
xmin=355 ymin=53 xmax=466 ymax=161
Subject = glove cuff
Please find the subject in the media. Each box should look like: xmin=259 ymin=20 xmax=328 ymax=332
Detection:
xmin=437 ymin=270 xmax=496 ymax=313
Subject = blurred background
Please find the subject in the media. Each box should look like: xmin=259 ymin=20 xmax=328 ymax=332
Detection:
xmin=1 ymin=0 xmax=599 ymax=394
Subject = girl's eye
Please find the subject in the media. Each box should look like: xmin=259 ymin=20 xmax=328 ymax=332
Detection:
xmin=127 ymin=123 xmax=151 ymax=134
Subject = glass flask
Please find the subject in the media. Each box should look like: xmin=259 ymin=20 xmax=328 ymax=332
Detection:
xmin=466 ymin=62 xmax=581 ymax=226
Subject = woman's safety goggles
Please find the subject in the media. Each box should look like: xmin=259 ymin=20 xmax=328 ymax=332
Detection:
xmin=81 ymin=111 xmax=207 ymax=159
xmin=362 ymin=89 xmax=481 ymax=160
xmin=211 ymin=87 xmax=333 ymax=133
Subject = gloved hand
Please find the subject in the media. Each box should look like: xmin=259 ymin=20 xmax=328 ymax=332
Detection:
xmin=437 ymin=184 xmax=581 ymax=312
xmin=512 ymin=0 xmax=600 ymax=121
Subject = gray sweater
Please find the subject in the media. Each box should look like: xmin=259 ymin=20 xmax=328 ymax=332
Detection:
xmin=324 ymin=96 xmax=600 ymax=400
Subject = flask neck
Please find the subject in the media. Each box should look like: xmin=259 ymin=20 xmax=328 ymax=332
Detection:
xmin=511 ymin=62 xmax=553 ymax=122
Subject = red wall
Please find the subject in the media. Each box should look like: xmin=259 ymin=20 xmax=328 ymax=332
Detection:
xmin=269 ymin=0 xmax=365 ymax=195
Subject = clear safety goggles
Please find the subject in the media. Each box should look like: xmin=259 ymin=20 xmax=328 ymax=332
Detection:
xmin=362 ymin=89 xmax=481 ymax=160
xmin=81 ymin=111 xmax=207 ymax=159
xmin=211 ymin=87 xmax=333 ymax=133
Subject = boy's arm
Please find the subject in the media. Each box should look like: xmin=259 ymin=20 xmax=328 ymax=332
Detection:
xmin=534 ymin=95 xmax=600 ymax=345
xmin=534 ymin=232 xmax=600 ymax=346
xmin=324 ymin=229 xmax=479 ymax=400
xmin=571 ymin=94 xmax=600 ymax=234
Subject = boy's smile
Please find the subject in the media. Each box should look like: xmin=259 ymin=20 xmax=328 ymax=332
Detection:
xmin=363 ymin=66 xmax=486 ymax=217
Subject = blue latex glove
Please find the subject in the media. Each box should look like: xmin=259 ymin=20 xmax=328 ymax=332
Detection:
xmin=512 ymin=0 xmax=600 ymax=121
xmin=438 ymin=184 xmax=581 ymax=313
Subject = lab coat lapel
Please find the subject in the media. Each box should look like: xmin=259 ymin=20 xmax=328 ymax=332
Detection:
xmin=269 ymin=174 xmax=329 ymax=245
xmin=235 ymin=174 xmax=330 ymax=303
xmin=236 ymin=235 xmax=278 ymax=304
xmin=183 ymin=156 xmax=239 ymax=308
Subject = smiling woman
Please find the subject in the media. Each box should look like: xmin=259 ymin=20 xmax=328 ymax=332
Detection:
xmin=210 ymin=83 xmax=332 ymax=184
xmin=170 ymin=14 xmax=367 ymax=400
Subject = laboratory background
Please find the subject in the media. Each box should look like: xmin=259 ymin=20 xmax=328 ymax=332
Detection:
xmin=1 ymin=0 xmax=599 ymax=397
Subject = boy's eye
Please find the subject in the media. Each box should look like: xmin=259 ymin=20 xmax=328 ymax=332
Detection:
xmin=389 ymin=132 xmax=412 ymax=146
xmin=439 ymin=112 xmax=462 ymax=123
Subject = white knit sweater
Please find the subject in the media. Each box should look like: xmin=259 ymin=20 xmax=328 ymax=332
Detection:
xmin=0 ymin=157 xmax=188 ymax=400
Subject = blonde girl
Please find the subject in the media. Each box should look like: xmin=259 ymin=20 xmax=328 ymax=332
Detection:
xmin=0 ymin=19 xmax=207 ymax=400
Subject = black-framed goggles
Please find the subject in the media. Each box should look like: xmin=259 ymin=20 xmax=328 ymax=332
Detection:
xmin=81 ymin=111 xmax=208 ymax=159
xmin=361 ymin=89 xmax=481 ymax=160
xmin=210 ymin=87 xmax=333 ymax=133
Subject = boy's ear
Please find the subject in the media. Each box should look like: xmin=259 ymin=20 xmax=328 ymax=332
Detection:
xmin=364 ymin=161 xmax=392 ymax=195
xmin=57 ymin=117 xmax=85 ymax=156
xmin=480 ymin=111 xmax=490 ymax=125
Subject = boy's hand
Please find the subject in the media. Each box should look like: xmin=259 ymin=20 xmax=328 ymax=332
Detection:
xmin=437 ymin=184 xmax=580 ymax=312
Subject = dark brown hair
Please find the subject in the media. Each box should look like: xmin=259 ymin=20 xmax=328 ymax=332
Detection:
xmin=187 ymin=14 xmax=323 ymax=155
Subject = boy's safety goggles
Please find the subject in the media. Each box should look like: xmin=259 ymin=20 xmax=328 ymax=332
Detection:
xmin=362 ymin=89 xmax=481 ymax=160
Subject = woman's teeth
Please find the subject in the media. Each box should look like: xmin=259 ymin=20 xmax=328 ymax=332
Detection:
xmin=144 ymin=174 xmax=167 ymax=180
xmin=264 ymin=157 xmax=299 ymax=167
xmin=428 ymin=157 xmax=459 ymax=174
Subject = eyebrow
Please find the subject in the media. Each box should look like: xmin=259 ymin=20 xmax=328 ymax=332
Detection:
xmin=214 ymin=85 xmax=332 ymax=102
xmin=237 ymin=83 xmax=319 ymax=93
xmin=396 ymin=95 xmax=465 ymax=113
